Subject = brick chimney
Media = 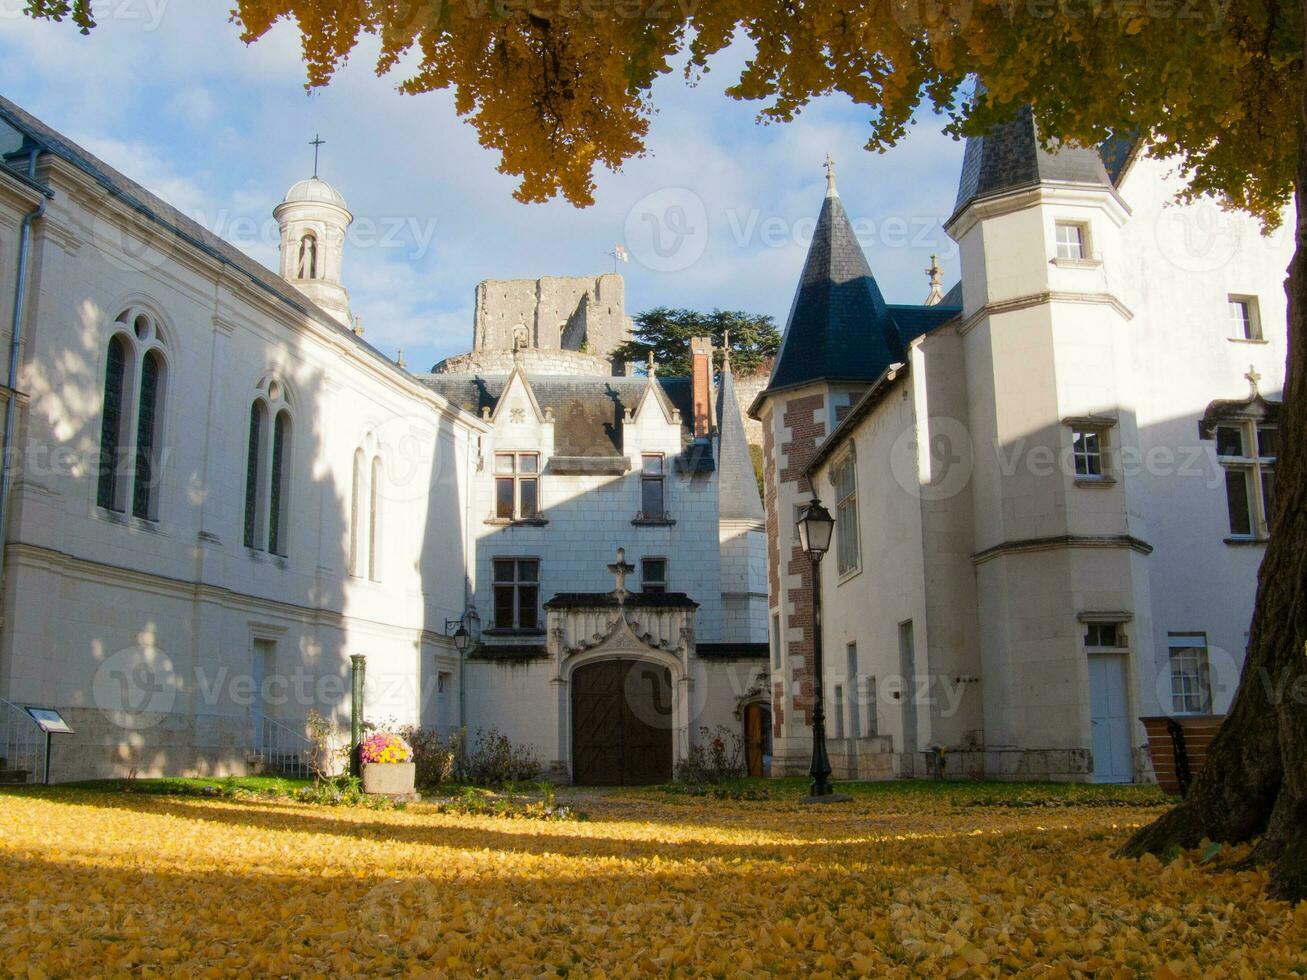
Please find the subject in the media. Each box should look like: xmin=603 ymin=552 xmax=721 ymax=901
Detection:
xmin=690 ymin=336 xmax=713 ymax=438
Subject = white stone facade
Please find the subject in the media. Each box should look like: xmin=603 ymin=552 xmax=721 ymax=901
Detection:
xmin=783 ymin=150 xmax=1290 ymax=783
xmin=0 ymin=98 xmax=770 ymax=783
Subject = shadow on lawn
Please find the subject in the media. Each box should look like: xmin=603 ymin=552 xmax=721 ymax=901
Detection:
xmin=0 ymin=784 xmax=1154 ymax=868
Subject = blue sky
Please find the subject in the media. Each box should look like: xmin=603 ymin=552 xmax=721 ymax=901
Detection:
xmin=0 ymin=6 xmax=966 ymax=371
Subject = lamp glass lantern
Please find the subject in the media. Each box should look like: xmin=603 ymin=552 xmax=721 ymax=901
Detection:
xmin=796 ymin=498 xmax=835 ymax=559
xmin=446 ymin=605 xmax=482 ymax=654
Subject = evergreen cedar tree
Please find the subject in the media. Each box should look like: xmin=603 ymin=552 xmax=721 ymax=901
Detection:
xmin=25 ymin=0 xmax=1307 ymax=900
xmin=613 ymin=309 xmax=780 ymax=378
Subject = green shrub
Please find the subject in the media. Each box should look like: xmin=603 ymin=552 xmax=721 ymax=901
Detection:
xmin=459 ymin=728 xmax=542 ymax=785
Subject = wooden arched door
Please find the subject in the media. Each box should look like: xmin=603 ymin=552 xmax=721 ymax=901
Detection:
xmin=571 ymin=659 xmax=674 ymax=785
xmin=744 ymin=701 xmax=772 ymax=777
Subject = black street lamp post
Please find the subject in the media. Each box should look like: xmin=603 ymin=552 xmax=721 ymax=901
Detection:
xmin=796 ymin=497 xmax=851 ymax=803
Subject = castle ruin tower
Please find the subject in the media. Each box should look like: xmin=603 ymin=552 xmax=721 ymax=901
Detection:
xmin=274 ymin=174 xmax=353 ymax=327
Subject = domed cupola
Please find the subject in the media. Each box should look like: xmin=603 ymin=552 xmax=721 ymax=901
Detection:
xmin=274 ymin=169 xmax=353 ymax=327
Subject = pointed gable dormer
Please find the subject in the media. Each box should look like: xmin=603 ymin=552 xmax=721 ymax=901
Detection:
xmin=764 ymin=162 xmax=905 ymax=396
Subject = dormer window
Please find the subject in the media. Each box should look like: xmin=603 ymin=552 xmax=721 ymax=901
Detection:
xmin=640 ymin=454 xmax=666 ymax=519
xmin=494 ymin=452 xmax=540 ymax=520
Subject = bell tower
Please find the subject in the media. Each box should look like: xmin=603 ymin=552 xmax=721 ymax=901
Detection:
xmin=274 ymin=146 xmax=353 ymax=327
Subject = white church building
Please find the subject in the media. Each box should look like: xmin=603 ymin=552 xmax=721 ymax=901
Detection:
xmin=0 ymin=91 xmax=1285 ymax=787
xmin=0 ymin=95 xmax=771 ymax=784
xmin=753 ymin=111 xmax=1288 ymax=782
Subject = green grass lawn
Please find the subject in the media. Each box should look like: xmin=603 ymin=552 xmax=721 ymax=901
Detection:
xmin=620 ymin=775 xmax=1171 ymax=808
xmin=8 ymin=774 xmax=1171 ymax=809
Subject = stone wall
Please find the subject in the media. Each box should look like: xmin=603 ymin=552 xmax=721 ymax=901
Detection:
xmin=430 ymin=347 xmax=620 ymax=377
xmin=473 ymin=273 xmax=633 ymax=356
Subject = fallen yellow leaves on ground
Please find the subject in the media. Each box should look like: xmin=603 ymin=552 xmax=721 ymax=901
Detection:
xmin=1 ymin=787 xmax=1304 ymax=977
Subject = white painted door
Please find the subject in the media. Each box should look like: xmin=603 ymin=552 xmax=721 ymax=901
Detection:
xmin=1088 ymin=655 xmax=1132 ymax=783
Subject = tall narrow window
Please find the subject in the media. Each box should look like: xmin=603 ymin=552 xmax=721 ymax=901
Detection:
xmin=770 ymin=613 xmax=782 ymax=669
xmin=641 ymin=454 xmax=666 ymax=519
xmin=268 ymin=411 xmax=290 ymax=556
xmin=846 ymin=643 xmax=860 ymax=739
xmin=494 ymin=452 xmax=540 ymax=520
xmin=349 ymin=449 xmax=364 ymax=575
xmin=132 ymin=349 xmax=164 ymax=520
xmin=493 ymin=558 xmax=539 ymax=631
xmin=97 ymin=334 xmax=128 ymax=511
xmin=244 ymin=402 xmax=266 ymax=549
xmin=833 ymin=454 xmax=859 ymax=575
xmin=1168 ymin=633 xmax=1213 ymax=714
xmin=833 ymin=685 xmax=845 ymax=739
xmin=1215 ymin=421 xmax=1276 ymax=538
xmin=866 ymin=676 xmax=879 ymax=736
xmin=298 ymin=234 xmax=318 ymax=279
xmin=369 ymin=455 xmax=382 ymax=581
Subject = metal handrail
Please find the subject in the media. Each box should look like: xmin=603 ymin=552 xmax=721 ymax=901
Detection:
xmin=0 ymin=696 xmax=44 ymax=784
xmin=254 ymin=715 xmax=317 ymax=778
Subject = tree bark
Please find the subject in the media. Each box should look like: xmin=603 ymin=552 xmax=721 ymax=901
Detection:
xmin=1119 ymin=1 xmax=1307 ymax=902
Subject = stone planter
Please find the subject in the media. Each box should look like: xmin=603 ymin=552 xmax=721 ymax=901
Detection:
xmin=360 ymin=761 xmax=417 ymax=801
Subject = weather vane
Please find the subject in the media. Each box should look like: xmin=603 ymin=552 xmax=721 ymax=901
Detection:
xmin=310 ymin=134 xmax=326 ymax=179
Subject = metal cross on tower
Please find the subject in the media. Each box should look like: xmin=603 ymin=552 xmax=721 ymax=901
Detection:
xmin=310 ymin=134 xmax=326 ymax=178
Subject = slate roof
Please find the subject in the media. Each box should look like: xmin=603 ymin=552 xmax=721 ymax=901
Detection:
xmin=758 ymin=188 xmax=961 ymax=402
xmin=0 ymin=96 xmax=411 ymax=384
xmin=952 ymin=104 xmax=1115 ymax=217
xmin=715 ymin=365 xmax=765 ymax=522
xmin=543 ymin=592 xmax=699 ymax=609
xmin=417 ymin=373 xmax=696 ymax=457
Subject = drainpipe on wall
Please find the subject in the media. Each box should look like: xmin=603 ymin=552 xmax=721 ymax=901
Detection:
xmin=0 ymin=148 xmax=49 ymax=583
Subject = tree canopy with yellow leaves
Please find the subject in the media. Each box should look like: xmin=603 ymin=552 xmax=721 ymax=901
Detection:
xmin=22 ymin=0 xmax=1307 ymax=900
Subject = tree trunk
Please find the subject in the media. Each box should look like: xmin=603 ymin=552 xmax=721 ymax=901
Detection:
xmin=1119 ymin=2 xmax=1307 ymax=901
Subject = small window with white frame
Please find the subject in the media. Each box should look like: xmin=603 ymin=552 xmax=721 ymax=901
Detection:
xmin=1071 ymin=426 xmax=1109 ymax=480
xmin=1168 ymin=633 xmax=1213 ymax=714
xmin=1228 ymin=295 xmax=1262 ymax=341
xmin=1214 ymin=419 xmax=1277 ymax=539
xmin=1055 ymin=221 xmax=1088 ymax=260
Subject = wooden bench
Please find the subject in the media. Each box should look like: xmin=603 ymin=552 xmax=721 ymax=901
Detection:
xmin=1140 ymin=715 xmax=1225 ymax=796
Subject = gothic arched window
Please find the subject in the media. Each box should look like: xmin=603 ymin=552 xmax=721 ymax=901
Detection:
xmin=244 ymin=377 xmax=293 ymax=556
xmin=97 ymin=308 xmax=168 ymax=519
xmin=369 ymin=455 xmax=382 ymax=581
xmin=243 ymin=401 xmax=266 ymax=549
xmin=97 ymin=334 xmax=129 ymax=511
xmin=132 ymin=348 xmax=166 ymax=520
xmin=269 ymin=411 xmax=291 ymax=555
xmin=297 ymin=233 xmax=318 ymax=279
xmin=350 ymin=448 xmax=365 ymax=576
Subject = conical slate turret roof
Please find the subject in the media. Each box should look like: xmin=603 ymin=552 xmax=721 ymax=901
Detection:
xmin=766 ymin=185 xmax=906 ymax=392
xmin=952 ymin=104 xmax=1114 ymax=217
xmin=716 ymin=363 xmax=765 ymax=523
xmin=762 ymin=178 xmax=959 ymax=398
